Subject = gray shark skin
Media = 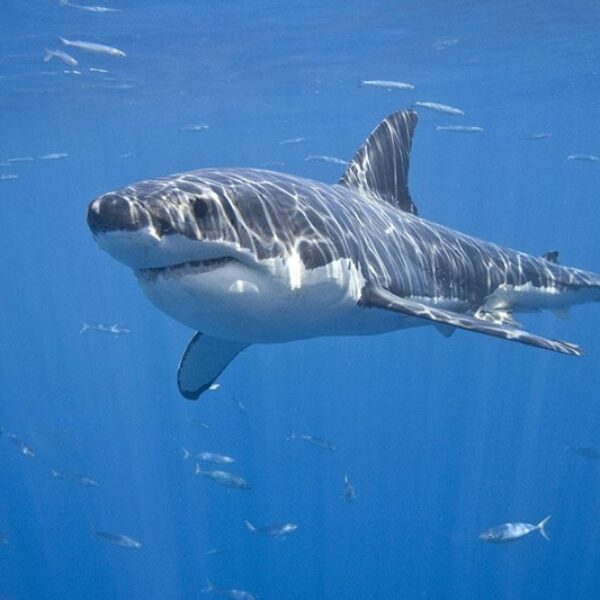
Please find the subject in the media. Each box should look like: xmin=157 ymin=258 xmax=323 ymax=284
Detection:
xmin=87 ymin=110 xmax=600 ymax=400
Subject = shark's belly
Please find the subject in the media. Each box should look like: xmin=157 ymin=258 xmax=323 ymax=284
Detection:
xmin=136 ymin=258 xmax=419 ymax=343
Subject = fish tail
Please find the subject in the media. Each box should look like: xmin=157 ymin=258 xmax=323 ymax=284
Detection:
xmin=58 ymin=36 xmax=70 ymax=46
xmin=244 ymin=520 xmax=256 ymax=533
xmin=194 ymin=462 xmax=204 ymax=475
xmin=537 ymin=515 xmax=551 ymax=540
xmin=286 ymin=433 xmax=296 ymax=442
xmin=201 ymin=578 xmax=214 ymax=593
xmin=181 ymin=446 xmax=190 ymax=460
xmin=79 ymin=323 xmax=90 ymax=333
xmin=43 ymin=49 xmax=55 ymax=63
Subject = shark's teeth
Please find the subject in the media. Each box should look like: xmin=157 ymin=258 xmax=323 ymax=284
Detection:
xmin=136 ymin=257 xmax=234 ymax=281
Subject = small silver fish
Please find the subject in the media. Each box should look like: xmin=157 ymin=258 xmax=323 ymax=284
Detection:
xmin=342 ymin=473 xmax=357 ymax=503
xmin=179 ymin=124 xmax=209 ymax=132
xmin=195 ymin=466 xmax=251 ymax=490
xmin=287 ymin=433 xmax=336 ymax=451
xmin=202 ymin=579 xmax=259 ymax=600
xmin=91 ymin=82 xmax=133 ymax=91
xmin=44 ymin=48 xmax=78 ymax=67
xmin=0 ymin=174 xmax=18 ymax=181
xmin=278 ymin=137 xmax=305 ymax=145
xmin=182 ymin=448 xmax=235 ymax=464
xmin=0 ymin=429 xmax=35 ymax=458
xmin=233 ymin=398 xmax=248 ymax=416
xmin=196 ymin=452 xmax=234 ymax=465
xmin=414 ymin=101 xmax=465 ymax=116
xmin=433 ymin=36 xmax=459 ymax=50
xmin=59 ymin=37 xmax=126 ymax=58
xmin=361 ymin=79 xmax=415 ymax=91
xmin=39 ymin=153 xmax=68 ymax=160
xmin=51 ymin=469 xmax=99 ymax=487
xmin=58 ymin=0 xmax=122 ymax=12
xmin=304 ymin=155 xmax=348 ymax=166
xmin=79 ymin=323 xmax=131 ymax=335
xmin=186 ymin=417 xmax=210 ymax=430
xmin=7 ymin=157 xmax=34 ymax=163
xmin=245 ymin=520 xmax=297 ymax=538
xmin=436 ymin=125 xmax=483 ymax=133
xmin=205 ymin=547 xmax=229 ymax=556
xmin=567 ymin=154 xmax=600 ymax=162
xmin=93 ymin=530 xmax=142 ymax=548
xmin=520 ymin=133 xmax=551 ymax=141
xmin=89 ymin=67 xmax=109 ymax=73
xmin=479 ymin=516 xmax=551 ymax=543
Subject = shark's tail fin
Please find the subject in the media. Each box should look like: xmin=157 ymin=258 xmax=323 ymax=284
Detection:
xmin=286 ymin=433 xmax=297 ymax=442
xmin=201 ymin=578 xmax=214 ymax=593
xmin=194 ymin=463 xmax=206 ymax=476
xmin=181 ymin=447 xmax=191 ymax=460
xmin=58 ymin=36 xmax=70 ymax=46
xmin=537 ymin=515 xmax=551 ymax=541
xmin=79 ymin=323 xmax=90 ymax=334
xmin=43 ymin=49 xmax=55 ymax=63
xmin=245 ymin=520 xmax=256 ymax=533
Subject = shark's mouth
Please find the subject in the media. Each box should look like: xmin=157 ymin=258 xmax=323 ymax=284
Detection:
xmin=135 ymin=256 xmax=236 ymax=281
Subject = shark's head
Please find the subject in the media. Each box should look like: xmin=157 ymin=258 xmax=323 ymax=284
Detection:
xmin=87 ymin=170 xmax=290 ymax=337
xmin=87 ymin=168 xmax=344 ymax=340
xmin=87 ymin=170 xmax=264 ymax=272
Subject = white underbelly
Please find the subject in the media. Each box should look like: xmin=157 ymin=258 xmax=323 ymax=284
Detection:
xmin=136 ymin=257 xmax=419 ymax=343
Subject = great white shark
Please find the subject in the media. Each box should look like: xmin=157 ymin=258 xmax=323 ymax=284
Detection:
xmin=87 ymin=110 xmax=600 ymax=399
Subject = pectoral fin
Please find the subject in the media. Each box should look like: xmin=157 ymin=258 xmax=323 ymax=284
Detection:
xmin=360 ymin=286 xmax=583 ymax=356
xmin=434 ymin=323 xmax=455 ymax=337
xmin=178 ymin=333 xmax=249 ymax=400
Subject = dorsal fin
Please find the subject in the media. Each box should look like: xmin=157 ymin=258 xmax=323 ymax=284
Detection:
xmin=541 ymin=250 xmax=559 ymax=264
xmin=339 ymin=110 xmax=419 ymax=214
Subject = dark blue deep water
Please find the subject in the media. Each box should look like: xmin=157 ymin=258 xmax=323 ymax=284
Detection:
xmin=2 ymin=1 xmax=600 ymax=598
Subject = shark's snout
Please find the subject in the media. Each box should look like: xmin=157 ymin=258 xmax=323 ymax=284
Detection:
xmin=87 ymin=194 xmax=144 ymax=235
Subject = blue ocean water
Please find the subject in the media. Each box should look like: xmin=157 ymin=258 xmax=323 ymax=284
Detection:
xmin=2 ymin=1 xmax=600 ymax=598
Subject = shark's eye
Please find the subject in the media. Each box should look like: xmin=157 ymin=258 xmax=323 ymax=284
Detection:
xmin=153 ymin=214 xmax=174 ymax=236
xmin=193 ymin=197 xmax=209 ymax=221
